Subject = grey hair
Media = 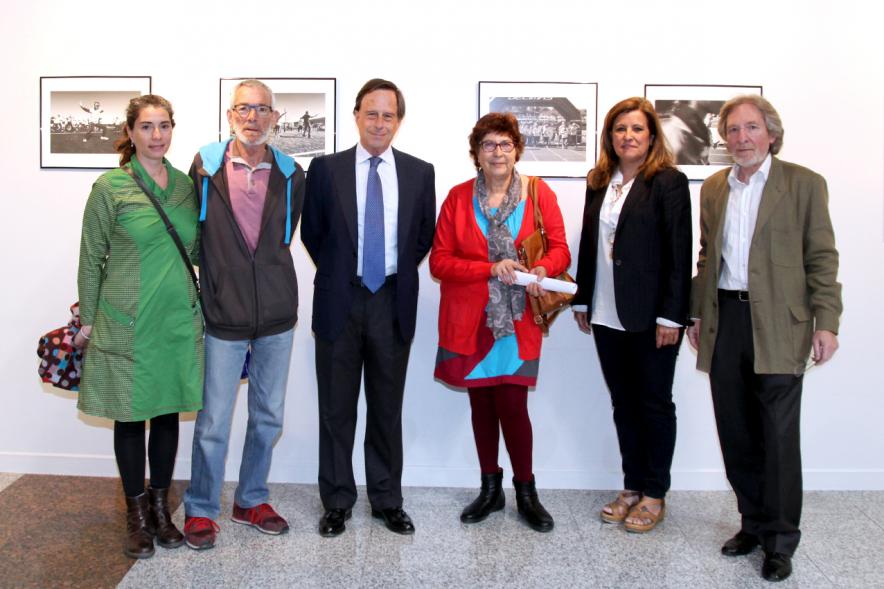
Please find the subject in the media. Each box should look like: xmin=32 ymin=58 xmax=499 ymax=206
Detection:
xmin=229 ymin=79 xmax=275 ymax=109
xmin=717 ymin=94 xmax=784 ymax=155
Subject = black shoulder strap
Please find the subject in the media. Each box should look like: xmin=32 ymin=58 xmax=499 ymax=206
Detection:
xmin=125 ymin=167 xmax=200 ymax=296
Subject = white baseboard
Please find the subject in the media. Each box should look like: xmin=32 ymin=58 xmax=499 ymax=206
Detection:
xmin=1 ymin=453 xmax=881 ymax=490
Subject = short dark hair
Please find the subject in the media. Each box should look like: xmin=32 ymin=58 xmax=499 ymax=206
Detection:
xmin=353 ymin=78 xmax=405 ymax=119
xmin=467 ymin=112 xmax=525 ymax=169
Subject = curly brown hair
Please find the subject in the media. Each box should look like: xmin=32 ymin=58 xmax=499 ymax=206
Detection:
xmin=468 ymin=112 xmax=525 ymax=169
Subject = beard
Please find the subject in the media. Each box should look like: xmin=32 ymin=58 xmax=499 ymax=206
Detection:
xmin=232 ymin=122 xmax=271 ymax=147
xmin=732 ymin=144 xmax=768 ymax=170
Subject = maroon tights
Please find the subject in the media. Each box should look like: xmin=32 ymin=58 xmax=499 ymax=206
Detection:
xmin=467 ymin=384 xmax=533 ymax=482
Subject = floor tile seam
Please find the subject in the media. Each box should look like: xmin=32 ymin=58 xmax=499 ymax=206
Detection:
xmin=663 ymin=516 xmax=738 ymax=583
xmin=656 ymin=512 xmax=723 ymax=585
xmin=857 ymin=506 xmax=884 ymax=534
xmin=569 ymin=523 xmax=610 ymax=588
xmin=799 ymin=551 xmax=838 ymax=587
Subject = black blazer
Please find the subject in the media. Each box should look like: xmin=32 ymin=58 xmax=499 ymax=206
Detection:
xmin=301 ymin=146 xmax=436 ymax=342
xmin=573 ymin=167 xmax=692 ymax=332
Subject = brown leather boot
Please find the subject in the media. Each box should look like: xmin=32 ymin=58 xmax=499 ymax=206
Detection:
xmin=148 ymin=486 xmax=184 ymax=548
xmin=124 ymin=493 xmax=155 ymax=559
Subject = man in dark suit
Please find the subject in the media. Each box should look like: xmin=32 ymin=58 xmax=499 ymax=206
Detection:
xmin=302 ymin=79 xmax=436 ymax=537
xmin=688 ymin=95 xmax=842 ymax=582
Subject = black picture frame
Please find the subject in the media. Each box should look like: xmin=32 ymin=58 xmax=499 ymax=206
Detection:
xmin=40 ymin=76 xmax=152 ymax=169
xmin=644 ymin=83 xmax=763 ymax=180
xmin=219 ymin=77 xmax=337 ymax=171
xmin=478 ymin=80 xmax=598 ymax=178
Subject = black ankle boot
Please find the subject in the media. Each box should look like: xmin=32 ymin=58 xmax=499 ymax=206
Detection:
xmin=124 ymin=493 xmax=156 ymax=559
xmin=513 ymin=476 xmax=554 ymax=532
xmin=461 ymin=469 xmax=505 ymax=523
xmin=148 ymin=486 xmax=184 ymax=548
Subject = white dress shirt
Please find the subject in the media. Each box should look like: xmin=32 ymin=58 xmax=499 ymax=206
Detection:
xmin=573 ymin=170 xmax=681 ymax=329
xmin=718 ymin=154 xmax=772 ymax=291
xmin=355 ymin=142 xmax=399 ymax=276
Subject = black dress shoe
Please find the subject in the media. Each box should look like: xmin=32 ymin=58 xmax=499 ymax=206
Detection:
xmin=721 ymin=531 xmax=760 ymax=556
xmin=762 ymin=552 xmax=792 ymax=582
xmin=318 ymin=508 xmax=351 ymax=537
xmin=371 ymin=507 xmax=415 ymax=535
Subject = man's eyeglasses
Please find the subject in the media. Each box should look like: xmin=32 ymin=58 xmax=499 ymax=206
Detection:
xmin=233 ymin=104 xmax=274 ymax=118
xmin=480 ymin=140 xmax=515 ymax=153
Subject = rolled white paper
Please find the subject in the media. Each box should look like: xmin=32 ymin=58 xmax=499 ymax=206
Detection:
xmin=507 ymin=271 xmax=578 ymax=294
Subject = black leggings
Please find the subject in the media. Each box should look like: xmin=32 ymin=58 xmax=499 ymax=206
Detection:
xmin=114 ymin=412 xmax=179 ymax=497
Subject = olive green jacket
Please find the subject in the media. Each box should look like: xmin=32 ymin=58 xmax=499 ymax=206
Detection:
xmin=690 ymin=157 xmax=842 ymax=375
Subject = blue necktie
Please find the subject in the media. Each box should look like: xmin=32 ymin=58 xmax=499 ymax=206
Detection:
xmin=362 ymin=156 xmax=385 ymax=293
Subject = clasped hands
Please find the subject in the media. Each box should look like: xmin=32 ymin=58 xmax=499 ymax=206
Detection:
xmin=491 ymin=259 xmax=547 ymax=297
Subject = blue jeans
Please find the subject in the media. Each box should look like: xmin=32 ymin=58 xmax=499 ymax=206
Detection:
xmin=184 ymin=328 xmax=294 ymax=519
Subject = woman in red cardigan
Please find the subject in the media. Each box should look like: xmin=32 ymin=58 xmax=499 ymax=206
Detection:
xmin=430 ymin=113 xmax=570 ymax=532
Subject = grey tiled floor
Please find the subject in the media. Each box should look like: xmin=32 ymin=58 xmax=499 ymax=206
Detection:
xmin=120 ymin=484 xmax=884 ymax=588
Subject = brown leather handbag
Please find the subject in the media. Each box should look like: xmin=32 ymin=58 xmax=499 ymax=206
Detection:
xmin=517 ymin=177 xmax=576 ymax=334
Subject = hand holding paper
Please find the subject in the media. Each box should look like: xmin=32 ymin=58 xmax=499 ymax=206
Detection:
xmin=507 ymin=270 xmax=578 ymax=295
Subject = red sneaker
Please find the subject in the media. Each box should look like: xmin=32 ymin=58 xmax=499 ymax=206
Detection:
xmin=183 ymin=516 xmax=219 ymax=550
xmin=232 ymin=503 xmax=289 ymax=535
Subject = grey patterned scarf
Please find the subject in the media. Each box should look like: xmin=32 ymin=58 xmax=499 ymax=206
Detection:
xmin=475 ymin=169 xmax=526 ymax=339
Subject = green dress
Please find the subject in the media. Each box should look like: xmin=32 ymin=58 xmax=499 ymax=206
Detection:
xmin=77 ymin=156 xmax=203 ymax=422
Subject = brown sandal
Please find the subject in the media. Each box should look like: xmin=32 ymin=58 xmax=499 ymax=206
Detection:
xmin=600 ymin=490 xmax=641 ymax=524
xmin=624 ymin=497 xmax=665 ymax=533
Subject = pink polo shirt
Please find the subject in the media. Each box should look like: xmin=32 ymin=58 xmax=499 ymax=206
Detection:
xmin=225 ymin=142 xmax=273 ymax=254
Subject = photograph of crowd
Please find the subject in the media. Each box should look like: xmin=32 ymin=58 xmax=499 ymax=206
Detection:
xmin=645 ymin=84 xmax=763 ymax=179
xmin=41 ymin=76 xmax=151 ymax=168
xmin=220 ymin=78 xmax=336 ymax=170
xmin=487 ymin=97 xmax=587 ymax=162
xmin=479 ymin=82 xmax=597 ymax=178
xmin=48 ymin=92 xmax=132 ymax=155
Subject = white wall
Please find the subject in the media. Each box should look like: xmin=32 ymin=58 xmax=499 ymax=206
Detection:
xmin=1 ymin=0 xmax=882 ymax=490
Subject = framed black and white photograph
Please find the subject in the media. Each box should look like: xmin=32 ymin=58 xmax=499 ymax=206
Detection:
xmin=644 ymin=84 xmax=763 ymax=180
xmin=40 ymin=76 xmax=151 ymax=169
xmin=478 ymin=81 xmax=598 ymax=178
xmin=220 ymin=77 xmax=336 ymax=171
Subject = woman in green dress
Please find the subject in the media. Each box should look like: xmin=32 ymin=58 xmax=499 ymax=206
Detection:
xmin=74 ymin=95 xmax=203 ymax=559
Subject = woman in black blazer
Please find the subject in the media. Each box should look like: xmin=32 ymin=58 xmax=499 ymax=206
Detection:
xmin=572 ymin=97 xmax=691 ymax=533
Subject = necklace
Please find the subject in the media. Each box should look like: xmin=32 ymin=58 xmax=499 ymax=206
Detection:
xmin=610 ymin=182 xmax=624 ymax=204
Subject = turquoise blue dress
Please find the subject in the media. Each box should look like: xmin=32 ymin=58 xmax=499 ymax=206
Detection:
xmin=434 ymin=198 xmax=539 ymax=388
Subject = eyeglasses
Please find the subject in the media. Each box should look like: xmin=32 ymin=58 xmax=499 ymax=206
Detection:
xmin=480 ymin=140 xmax=515 ymax=153
xmin=232 ymin=104 xmax=274 ymax=118
xmin=725 ymin=123 xmax=765 ymax=137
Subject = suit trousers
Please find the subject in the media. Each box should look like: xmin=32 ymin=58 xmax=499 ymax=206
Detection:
xmin=592 ymin=324 xmax=680 ymax=499
xmin=710 ymin=292 xmax=804 ymax=556
xmin=315 ymin=279 xmax=411 ymax=511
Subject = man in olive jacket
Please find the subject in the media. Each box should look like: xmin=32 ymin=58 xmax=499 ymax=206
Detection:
xmin=687 ymin=95 xmax=841 ymax=582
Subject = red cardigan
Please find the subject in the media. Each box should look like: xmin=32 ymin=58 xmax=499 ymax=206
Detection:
xmin=429 ymin=177 xmax=571 ymax=360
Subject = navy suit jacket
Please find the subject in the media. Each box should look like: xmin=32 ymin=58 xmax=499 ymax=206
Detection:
xmin=573 ymin=167 xmax=692 ymax=332
xmin=302 ymin=146 xmax=436 ymax=342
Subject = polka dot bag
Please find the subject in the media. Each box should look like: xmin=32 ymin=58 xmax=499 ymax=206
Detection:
xmin=37 ymin=302 xmax=83 ymax=391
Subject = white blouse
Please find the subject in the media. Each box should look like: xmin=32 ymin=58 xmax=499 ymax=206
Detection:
xmin=590 ymin=170 xmax=632 ymax=331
